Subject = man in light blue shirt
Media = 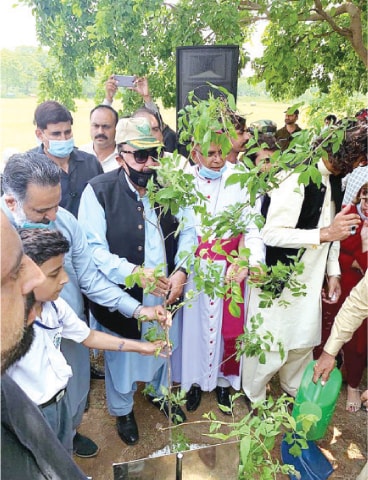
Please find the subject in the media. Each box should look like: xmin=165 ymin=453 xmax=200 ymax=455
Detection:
xmin=2 ymin=151 xmax=169 ymax=457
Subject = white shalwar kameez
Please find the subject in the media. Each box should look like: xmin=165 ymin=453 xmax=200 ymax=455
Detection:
xmin=242 ymin=161 xmax=341 ymax=402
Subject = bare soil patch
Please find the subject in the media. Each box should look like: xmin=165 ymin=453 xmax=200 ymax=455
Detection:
xmin=75 ymin=359 xmax=367 ymax=480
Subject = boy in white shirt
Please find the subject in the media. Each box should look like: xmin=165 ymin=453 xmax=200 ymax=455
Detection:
xmin=8 ymin=228 xmax=169 ymax=456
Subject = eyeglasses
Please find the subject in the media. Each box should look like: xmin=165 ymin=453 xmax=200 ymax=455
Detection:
xmin=119 ymin=148 xmax=163 ymax=164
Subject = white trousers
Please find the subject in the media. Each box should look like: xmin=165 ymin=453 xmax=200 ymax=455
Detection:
xmin=242 ymin=347 xmax=313 ymax=402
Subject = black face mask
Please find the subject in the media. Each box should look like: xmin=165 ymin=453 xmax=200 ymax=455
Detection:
xmin=125 ymin=163 xmax=156 ymax=187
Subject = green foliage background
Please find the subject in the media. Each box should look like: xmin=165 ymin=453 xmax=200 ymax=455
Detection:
xmin=15 ymin=0 xmax=367 ymax=113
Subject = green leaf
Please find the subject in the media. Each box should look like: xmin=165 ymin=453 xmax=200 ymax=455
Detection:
xmin=229 ymin=299 xmax=241 ymax=318
xmin=239 ymin=436 xmax=251 ymax=466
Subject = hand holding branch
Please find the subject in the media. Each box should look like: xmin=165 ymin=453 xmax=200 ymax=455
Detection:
xmin=133 ymin=267 xmax=170 ymax=297
xmin=139 ymin=305 xmax=172 ymax=328
xmin=140 ymin=339 xmax=171 ymax=358
xmin=166 ymin=270 xmax=187 ymax=305
xmin=225 ymin=264 xmax=249 ymax=284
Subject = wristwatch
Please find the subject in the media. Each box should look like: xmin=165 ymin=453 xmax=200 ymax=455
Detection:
xmin=177 ymin=266 xmax=188 ymax=276
xmin=133 ymin=305 xmax=143 ymax=320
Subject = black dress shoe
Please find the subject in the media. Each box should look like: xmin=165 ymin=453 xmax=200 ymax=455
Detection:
xmin=116 ymin=411 xmax=139 ymax=445
xmin=186 ymin=385 xmax=202 ymax=412
xmin=148 ymin=396 xmax=187 ymax=424
xmin=73 ymin=432 xmax=99 ymax=458
xmin=215 ymin=387 xmax=232 ymax=415
xmin=90 ymin=365 xmax=105 ymax=380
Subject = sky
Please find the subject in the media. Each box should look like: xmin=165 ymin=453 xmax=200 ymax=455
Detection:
xmin=1 ymin=0 xmax=38 ymax=49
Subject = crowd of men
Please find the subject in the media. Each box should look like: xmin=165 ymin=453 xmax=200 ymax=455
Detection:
xmin=1 ymin=75 xmax=367 ymax=478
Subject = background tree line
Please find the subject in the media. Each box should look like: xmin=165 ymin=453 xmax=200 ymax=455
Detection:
xmin=0 ymin=45 xmax=269 ymax=99
xmin=1 ymin=46 xmax=97 ymax=98
xmin=1 ymin=47 xmax=47 ymax=97
xmin=7 ymin=0 xmax=368 ymax=118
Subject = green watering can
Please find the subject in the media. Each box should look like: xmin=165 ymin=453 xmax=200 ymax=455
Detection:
xmin=292 ymin=360 xmax=342 ymax=441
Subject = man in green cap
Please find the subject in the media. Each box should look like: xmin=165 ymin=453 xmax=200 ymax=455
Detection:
xmin=275 ymin=107 xmax=302 ymax=151
xmin=78 ymin=117 xmax=196 ymax=446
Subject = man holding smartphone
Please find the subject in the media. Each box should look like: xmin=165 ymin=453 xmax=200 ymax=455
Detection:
xmin=103 ymin=75 xmax=178 ymax=152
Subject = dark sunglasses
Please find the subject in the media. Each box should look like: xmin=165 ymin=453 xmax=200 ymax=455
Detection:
xmin=119 ymin=148 xmax=163 ymax=164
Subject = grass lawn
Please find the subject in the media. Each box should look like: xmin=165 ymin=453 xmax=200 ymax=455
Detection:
xmin=0 ymin=96 xmax=293 ymax=170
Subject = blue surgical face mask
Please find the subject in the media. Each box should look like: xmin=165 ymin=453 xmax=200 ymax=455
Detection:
xmin=21 ymin=221 xmax=57 ymax=230
xmin=13 ymin=203 xmax=57 ymax=230
xmin=47 ymin=138 xmax=74 ymax=158
xmin=198 ymin=164 xmax=227 ymax=180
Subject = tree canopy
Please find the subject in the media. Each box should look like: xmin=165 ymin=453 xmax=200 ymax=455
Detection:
xmin=20 ymin=0 xmax=367 ymax=111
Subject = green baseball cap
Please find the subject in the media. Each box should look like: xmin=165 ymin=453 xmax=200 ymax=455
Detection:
xmin=115 ymin=117 xmax=162 ymax=149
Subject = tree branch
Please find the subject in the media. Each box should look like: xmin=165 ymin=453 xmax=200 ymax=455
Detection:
xmin=238 ymin=0 xmax=367 ymax=68
xmin=310 ymin=1 xmax=367 ymax=67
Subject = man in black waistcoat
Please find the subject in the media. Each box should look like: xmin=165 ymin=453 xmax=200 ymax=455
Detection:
xmin=78 ymin=117 xmax=197 ymax=445
xmin=242 ymin=122 xmax=367 ymax=407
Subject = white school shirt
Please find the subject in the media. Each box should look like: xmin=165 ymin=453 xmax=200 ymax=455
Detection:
xmin=7 ymin=298 xmax=90 ymax=405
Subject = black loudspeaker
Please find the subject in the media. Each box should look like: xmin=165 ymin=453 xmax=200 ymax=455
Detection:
xmin=176 ymin=45 xmax=239 ymax=120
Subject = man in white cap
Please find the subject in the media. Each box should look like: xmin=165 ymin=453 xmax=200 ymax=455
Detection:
xmin=78 ymin=117 xmax=196 ymax=445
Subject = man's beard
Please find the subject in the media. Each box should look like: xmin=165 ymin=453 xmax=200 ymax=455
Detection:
xmin=12 ymin=203 xmax=27 ymax=226
xmin=13 ymin=203 xmax=54 ymax=228
xmin=1 ymin=292 xmax=36 ymax=374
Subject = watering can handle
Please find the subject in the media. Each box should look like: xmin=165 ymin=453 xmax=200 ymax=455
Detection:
xmin=312 ymin=379 xmax=323 ymax=402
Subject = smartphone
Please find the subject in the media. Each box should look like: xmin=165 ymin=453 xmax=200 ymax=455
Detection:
xmin=114 ymin=75 xmax=135 ymax=88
